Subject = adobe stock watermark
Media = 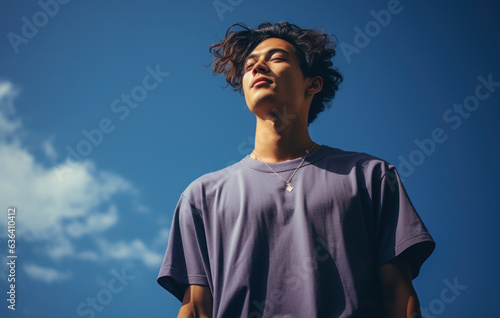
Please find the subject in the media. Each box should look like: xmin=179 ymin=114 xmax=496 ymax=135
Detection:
xmin=415 ymin=277 xmax=467 ymax=318
xmin=393 ymin=73 xmax=499 ymax=184
xmin=340 ymin=0 xmax=411 ymax=63
xmin=52 ymin=64 xmax=170 ymax=182
xmin=76 ymin=266 xmax=135 ymax=318
xmin=213 ymin=0 xmax=244 ymax=22
xmin=7 ymin=0 xmax=71 ymax=54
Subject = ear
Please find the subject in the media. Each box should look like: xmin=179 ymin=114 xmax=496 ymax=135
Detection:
xmin=307 ymin=76 xmax=323 ymax=95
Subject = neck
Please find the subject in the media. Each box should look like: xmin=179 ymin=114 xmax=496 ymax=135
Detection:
xmin=252 ymin=114 xmax=314 ymax=162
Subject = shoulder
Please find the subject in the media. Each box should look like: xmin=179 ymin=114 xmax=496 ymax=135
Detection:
xmin=180 ymin=158 xmax=247 ymax=204
xmin=319 ymin=146 xmax=395 ymax=177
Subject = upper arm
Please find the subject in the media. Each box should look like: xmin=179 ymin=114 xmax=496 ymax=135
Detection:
xmin=379 ymin=254 xmax=421 ymax=318
xmin=178 ymin=284 xmax=213 ymax=318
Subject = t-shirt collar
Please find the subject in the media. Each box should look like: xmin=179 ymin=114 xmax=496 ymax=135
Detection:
xmin=241 ymin=145 xmax=330 ymax=173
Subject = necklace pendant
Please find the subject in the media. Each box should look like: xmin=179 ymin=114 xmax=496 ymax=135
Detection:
xmin=286 ymin=182 xmax=293 ymax=192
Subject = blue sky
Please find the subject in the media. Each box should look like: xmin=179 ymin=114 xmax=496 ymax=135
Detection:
xmin=0 ymin=0 xmax=499 ymax=317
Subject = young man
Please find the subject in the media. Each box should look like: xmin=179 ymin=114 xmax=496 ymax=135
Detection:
xmin=157 ymin=21 xmax=435 ymax=318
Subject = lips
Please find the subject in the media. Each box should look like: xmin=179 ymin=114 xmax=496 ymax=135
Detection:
xmin=252 ymin=76 xmax=273 ymax=88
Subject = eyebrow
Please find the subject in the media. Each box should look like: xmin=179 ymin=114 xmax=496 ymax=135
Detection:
xmin=245 ymin=48 xmax=291 ymax=62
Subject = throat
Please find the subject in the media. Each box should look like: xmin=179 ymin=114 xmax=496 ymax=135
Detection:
xmin=253 ymin=117 xmax=313 ymax=162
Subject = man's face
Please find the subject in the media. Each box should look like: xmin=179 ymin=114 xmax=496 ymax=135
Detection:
xmin=242 ymin=38 xmax=309 ymax=117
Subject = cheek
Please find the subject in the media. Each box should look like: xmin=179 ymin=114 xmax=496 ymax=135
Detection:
xmin=242 ymin=75 xmax=253 ymax=97
xmin=241 ymin=74 xmax=250 ymax=89
xmin=280 ymin=71 xmax=303 ymax=93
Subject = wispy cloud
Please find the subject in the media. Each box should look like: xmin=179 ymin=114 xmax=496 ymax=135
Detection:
xmin=154 ymin=227 xmax=170 ymax=247
xmin=41 ymin=136 xmax=58 ymax=161
xmin=66 ymin=205 xmax=119 ymax=238
xmin=24 ymin=263 xmax=72 ymax=283
xmin=0 ymin=141 xmax=132 ymax=241
xmin=0 ymin=80 xmax=164 ymax=280
xmin=96 ymin=238 xmax=163 ymax=268
xmin=0 ymin=81 xmax=21 ymax=138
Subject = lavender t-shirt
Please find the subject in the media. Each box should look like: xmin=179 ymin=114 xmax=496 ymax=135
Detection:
xmin=157 ymin=146 xmax=435 ymax=317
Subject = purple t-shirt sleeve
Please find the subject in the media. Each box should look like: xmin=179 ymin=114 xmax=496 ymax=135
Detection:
xmin=375 ymin=165 xmax=435 ymax=278
xmin=157 ymin=194 xmax=210 ymax=302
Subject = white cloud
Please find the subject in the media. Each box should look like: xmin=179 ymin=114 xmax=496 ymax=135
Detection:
xmin=41 ymin=136 xmax=57 ymax=160
xmin=44 ymin=234 xmax=101 ymax=261
xmin=0 ymin=80 xmax=163 ymax=281
xmin=0 ymin=81 xmax=21 ymax=138
xmin=65 ymin=205 xmax=118 ymax=238
xmin=96 ymin=238 xmax=163 ymax=268
xmin=134 ymin=202 xmax=150 ymax=213
xmin=0 ymin=143 xmax=131 ymax=241
xmin=24 ymin=263 xmax=72 ymax=283
xmin=154 ymin=227 xmax=170 ymax=246
xmin=0 ymin=81 xmax=132 ymax=243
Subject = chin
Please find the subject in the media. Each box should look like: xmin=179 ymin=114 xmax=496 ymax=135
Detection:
xmin=248 ymin=97 xmax=277 ymax=113
xmin=249 ymin=92 xmax=279 ymax=106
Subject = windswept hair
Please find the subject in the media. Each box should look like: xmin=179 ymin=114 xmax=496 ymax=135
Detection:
xmin=209 ymin=21 xmax=343 ymax=124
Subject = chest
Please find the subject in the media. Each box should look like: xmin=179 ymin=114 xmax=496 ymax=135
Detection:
xmin=202 ymin=167 xmax=375 ymax=244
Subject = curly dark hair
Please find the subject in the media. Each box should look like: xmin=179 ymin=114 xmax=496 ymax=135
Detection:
xmin=209 ymin=21 xmax=343 ymax=124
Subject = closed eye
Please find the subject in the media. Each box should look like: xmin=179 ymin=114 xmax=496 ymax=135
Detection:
xmin=245 ymin=63 xmax=254 ymax=72
xmin=270 ymin=53 xmax=287 ymax=62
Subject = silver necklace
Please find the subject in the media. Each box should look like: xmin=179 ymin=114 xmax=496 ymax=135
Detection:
xmin=251 ymin=143 xmax=316 ymax=192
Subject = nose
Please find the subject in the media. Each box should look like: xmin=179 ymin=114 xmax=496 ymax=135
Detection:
xmin=252 ymin=59 xmax=270 ymax=75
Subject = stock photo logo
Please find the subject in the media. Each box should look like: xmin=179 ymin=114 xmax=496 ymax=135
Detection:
xmin=340 ymin=0 xmax=409 ymax=63
xmin=7 ymin=0 xmax=72 ymax=54
xmin=418 ymin=277 xmax=467 ymax=318
xmin=76 ymin=267 xmax=135 ymax=318
xmin=395 ymin=74 xmax=499 ymax=181
xmin=213 ymin=0 xmax=244 ymax=21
